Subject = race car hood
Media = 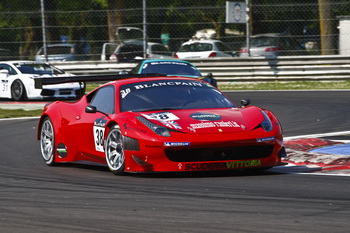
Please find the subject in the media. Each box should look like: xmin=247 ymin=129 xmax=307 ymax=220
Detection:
xmin=140 ymin=106 xmax=265 ymax=134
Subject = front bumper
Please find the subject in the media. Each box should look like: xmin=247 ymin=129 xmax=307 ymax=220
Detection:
xmin=123 ymin=133 xmax=284 ymax=173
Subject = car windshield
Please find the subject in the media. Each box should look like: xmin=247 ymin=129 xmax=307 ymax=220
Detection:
xmin=139 ymin=61 xmax=202 ymax=77
xmin=15 ymin=63 xmax=65 ymax=75
xmin=120 ymin=80 xmax=235 ymax=112
xmin=179 ymin=43 xmax=213 ymax=52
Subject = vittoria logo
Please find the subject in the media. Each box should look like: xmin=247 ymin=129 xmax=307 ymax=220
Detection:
xmin=184 ymin=160 xmax=262 ymax=171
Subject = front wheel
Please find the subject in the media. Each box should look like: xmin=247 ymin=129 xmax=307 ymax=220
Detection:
xmin=40 ymin=117 xmax=56 ymax=165
xmin=105 ymin=125 xmax=125 ymax=175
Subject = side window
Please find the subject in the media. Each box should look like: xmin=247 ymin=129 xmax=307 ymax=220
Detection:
xmin=90 ymin=85 xmax=115 ymax=114
xmin=0 ymin=64 xmax=17 ymax=75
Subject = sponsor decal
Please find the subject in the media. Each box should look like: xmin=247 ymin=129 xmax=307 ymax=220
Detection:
xmin=143 ymin=111 xmax=179 ymax=121
xmin=188 ymin=121 xmax=241 ymax=129
xmin=133 ymin=81 xmax=203 ymax=90
xmin=149 ymin=61 xmax=188 ymax=66
xmin=93 ymin=117 xmax=107 ymax=152
xmin=120 ymin=88 xmax=131 ymax=98
xmin=164 ymin=120 xmax=182 ymax=129
xmin=184 ymin=159 xmax=262 ymax=171
xmin=56 ymin=143 xmax=67 ymax=158
xmin=143 ymin=112 xmax=182 ymax=129
xmin=94 ymin=117 xmax=107 ymax=127
xmin=164 ymin=142 xmax=190 ymax=147
xmin=190 ymin=112 xmax=222 ymax=121
xmin=257 ymin=137 xmax=275 ymax=142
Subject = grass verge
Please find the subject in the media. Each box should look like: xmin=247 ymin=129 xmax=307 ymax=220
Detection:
xmin=0 ymin=109 xmax=43 ymax=119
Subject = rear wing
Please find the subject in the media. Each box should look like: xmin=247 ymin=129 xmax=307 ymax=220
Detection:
xmin=34 ymin=73 xmax=165 ymax=89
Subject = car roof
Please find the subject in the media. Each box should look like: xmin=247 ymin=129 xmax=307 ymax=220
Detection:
xmin=139 ymin=59 xmax=192 ymax=64
xmin=120 ymin=41 xmax=165 ymax=46
xmin=182 ymin=39 xmax=223 ymax=44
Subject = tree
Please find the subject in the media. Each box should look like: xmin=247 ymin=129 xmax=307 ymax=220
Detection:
xmin=318 ymin=0 xmax=334 ymax=55
xmin=106 ymin=0 xmax=123 ymax=42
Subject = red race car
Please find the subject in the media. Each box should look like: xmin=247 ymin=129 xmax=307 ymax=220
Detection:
xmin=37 ymin=74 xmax=286 ymax=175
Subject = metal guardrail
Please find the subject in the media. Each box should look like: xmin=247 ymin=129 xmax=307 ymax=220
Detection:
xmin=51 ymin=55 xmax=350 ymax=83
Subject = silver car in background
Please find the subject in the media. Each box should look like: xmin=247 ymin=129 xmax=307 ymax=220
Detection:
xmin=239 ymin=33 xmax=306 ymax=58
xmin=35 ymin=44 xmax=89 ymax=62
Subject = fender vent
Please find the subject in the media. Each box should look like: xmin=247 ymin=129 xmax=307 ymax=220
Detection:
xmin=124 ymin=136 xmax=140 ymax=151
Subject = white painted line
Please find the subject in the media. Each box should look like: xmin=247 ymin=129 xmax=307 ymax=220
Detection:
xmin=285 ymin=130 xmax=350 ymax=140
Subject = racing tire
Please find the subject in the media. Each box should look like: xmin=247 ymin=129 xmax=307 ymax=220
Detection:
xmin=40 ymin=117 xmax=56 ymax=165
xmin=105 ymin=125 xmax=125 ymax=175
xmin=11 ymin=79 xmax=27 ymax=101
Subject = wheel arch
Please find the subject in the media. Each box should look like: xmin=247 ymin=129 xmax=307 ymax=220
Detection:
xmin=37 ymin=114 xmax=50 ymax=140
xmin=37 ymin=108 xmax=63 ymax=140
xmin=104 ymin=120 xmax=119 ymax=138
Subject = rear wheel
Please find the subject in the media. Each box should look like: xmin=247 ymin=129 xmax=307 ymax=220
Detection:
xmin=40 ymin=117 xmax=56 ymax=165
xmin=11 ymin=79 xmax=27 ymax=100
xmin=105 ymin=125 xmax=125 ymax=175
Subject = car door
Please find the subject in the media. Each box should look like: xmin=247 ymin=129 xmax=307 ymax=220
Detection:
xmin=74 ymin=85 xmax=116 ymax=159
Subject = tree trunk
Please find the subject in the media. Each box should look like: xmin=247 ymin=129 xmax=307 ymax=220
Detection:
xmin=319 ymin=0 xmax=334 ymax=55
xmin=107 ymin=0 xmax=123 ymax=43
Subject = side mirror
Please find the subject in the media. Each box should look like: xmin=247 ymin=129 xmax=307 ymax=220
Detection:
xmin=205 ymin=73 xmax=217 ymax=87
xmin=240 ymin=99 xmax=251 ymax=107
xmin=85 ymin=105 xmax=97 ymax=113
xmin=0 ymin=69 xmax=9 ymax=77
xmin=206 ymin=73 xmax=213 ymax=78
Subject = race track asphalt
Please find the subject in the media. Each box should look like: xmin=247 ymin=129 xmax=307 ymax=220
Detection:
xmin=0 ymin=90 xmax=350 ymax=233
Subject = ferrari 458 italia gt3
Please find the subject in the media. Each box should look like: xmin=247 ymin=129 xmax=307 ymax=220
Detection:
xmin=37 ymin=74 xmax=286 ymax=175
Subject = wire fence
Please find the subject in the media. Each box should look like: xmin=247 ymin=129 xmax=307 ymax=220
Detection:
xmin=0 ymin=0 xmax=350 ymax=61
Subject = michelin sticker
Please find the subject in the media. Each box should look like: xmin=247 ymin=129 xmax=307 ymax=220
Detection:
xmin=164 ymin=142 xmax=190 ymax=147
xmin=257 ymin=137 xmax=275 ymax=142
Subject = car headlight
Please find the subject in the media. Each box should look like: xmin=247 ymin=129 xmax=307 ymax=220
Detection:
xmin=136 ymin=116 xmax=171 ymax=137
xmin=260 ymin=110 xmax=273 ymax=132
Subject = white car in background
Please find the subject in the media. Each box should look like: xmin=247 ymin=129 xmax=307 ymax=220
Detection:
xmin=0 ymin=61 xmax=85 ymax=101
xmin=175 ymin=39 xmax=235 ymax=59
